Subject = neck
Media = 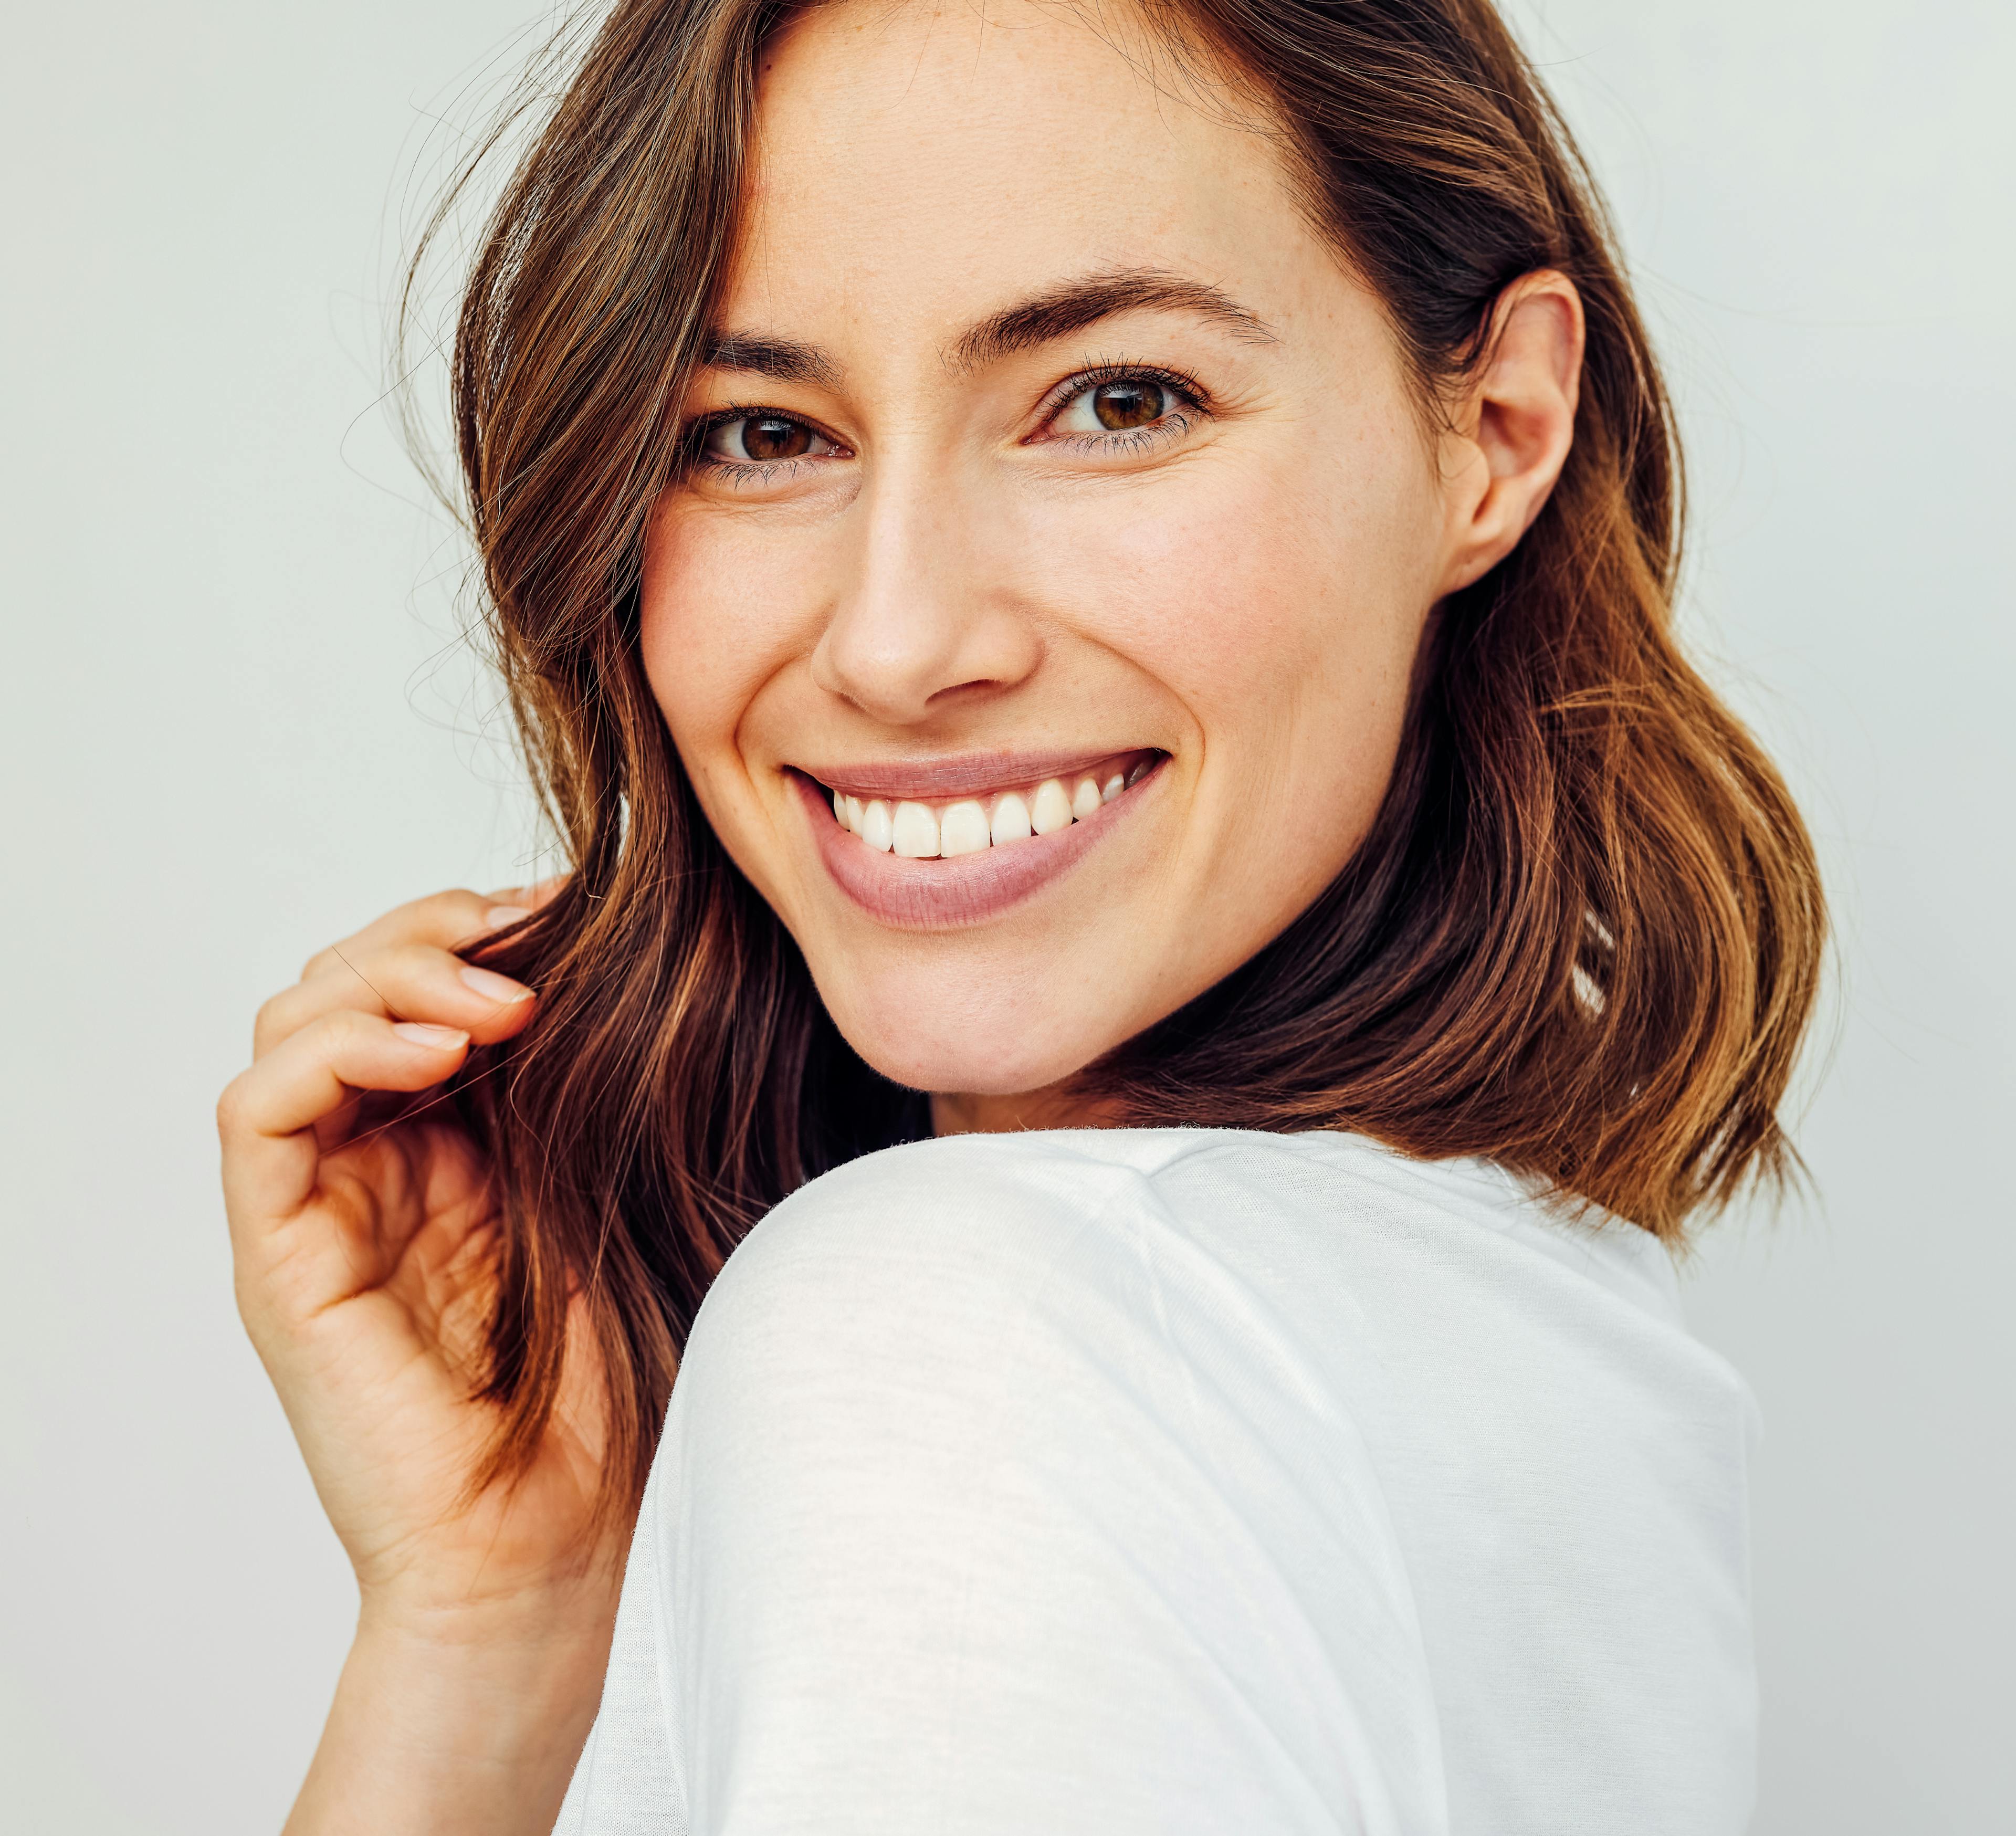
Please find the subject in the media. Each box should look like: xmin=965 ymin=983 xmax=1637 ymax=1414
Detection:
xmin=930 ymin=1083 xmax=1122 ymax=1137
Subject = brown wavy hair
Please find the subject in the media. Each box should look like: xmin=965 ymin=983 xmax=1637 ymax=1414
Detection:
xmin=415 ymin=0 xmax=1825 ymax=1518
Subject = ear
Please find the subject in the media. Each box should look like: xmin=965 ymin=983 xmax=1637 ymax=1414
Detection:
xmin=1435 ymin=270 xmax=1584 ymax=596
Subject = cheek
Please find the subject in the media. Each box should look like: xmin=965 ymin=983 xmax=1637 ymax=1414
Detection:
xmin=1031 ymin=440 xmax=1433 ymax=758
xmin=637 ymin=501 xmax=812 ymax=781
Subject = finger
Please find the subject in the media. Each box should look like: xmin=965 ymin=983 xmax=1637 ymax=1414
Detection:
xmin=301 ymin=887 xmax=516 ymax=981
xmin=218 ymin=1011 xmax=470 ymax=1228
xmin=481 ymin=872 xmax=570 ymax=926
xmin=258 ymin=943 xmax=536 ymax=1058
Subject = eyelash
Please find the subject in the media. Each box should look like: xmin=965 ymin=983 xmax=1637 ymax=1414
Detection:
xmin=1030 ymin=362 xmax=1210 ymax=456
xmin=682 ymin=361 xmax=1212 ymax=485
xmin=684 ymin=405 xmax=841 ymax=490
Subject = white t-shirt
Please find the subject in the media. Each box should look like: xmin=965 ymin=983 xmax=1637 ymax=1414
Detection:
xmin=554 ymin=1128 xmax=1758 ymax=1835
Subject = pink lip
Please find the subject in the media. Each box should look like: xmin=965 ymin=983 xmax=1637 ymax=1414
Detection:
xmin=791 ymin=761 xmax=1160 ymax=930
xmin=801 ymin=748 xmax=1149 ymax=803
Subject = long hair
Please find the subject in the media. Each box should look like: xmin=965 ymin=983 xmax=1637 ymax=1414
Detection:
xmin=411 ymin=0 xmax=1826 ymax=1520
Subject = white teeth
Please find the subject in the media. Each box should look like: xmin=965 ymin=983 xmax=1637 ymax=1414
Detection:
xmin=939 ymin=800 xmax=991 ymax=857
xmin=1030 ymin=779 xmax=1074 ymax=835
xmin=891 ymin=800 xmax=940 ymax=858
xmin=831 ymin=760 xmax=1152 ymax=858
xmin=990 ymin=792 xmax=1032 ymax=845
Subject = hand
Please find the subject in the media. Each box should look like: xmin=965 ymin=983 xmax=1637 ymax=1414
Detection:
xmin=218 ymin=885 xmax=621 ymax=1832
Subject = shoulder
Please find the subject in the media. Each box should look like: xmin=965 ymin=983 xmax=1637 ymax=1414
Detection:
xmin=643 ymin=1134 xmax=1455 ymax=1828
xmin=674 ymin=1125 xmax=1727 ymax=1504
xmin=670 ymin=1127 xmax=1605 ymax=1559
xmin=691 ymin=1124 xmax=1677 ymax=1384
xmin=704 ymin=1130 xmax=1174 ymax=1319
xmin=718 ymin=1127 xmax=1148 ymax=1270
xmin=689 ymin=1128 xmax=1366 ymax=1393
xmin=706 ymin=1123 xmax=1538 ymax=1299
xmin=683 ymin=1131 xmax=1213 ymax=1429
xmin=669 ymin=1130 xmax=1412 ymax=1555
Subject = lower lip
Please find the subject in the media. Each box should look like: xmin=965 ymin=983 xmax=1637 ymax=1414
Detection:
xmin=792 ymin=766 xmax=1157 ymax=930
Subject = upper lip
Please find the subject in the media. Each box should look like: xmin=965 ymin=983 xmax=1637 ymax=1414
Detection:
xmin=794 ymin=748 xmax=1151 ymax=802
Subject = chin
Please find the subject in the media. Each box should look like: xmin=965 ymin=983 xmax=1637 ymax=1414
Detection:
xmin=818 ymin=976 xmax=1107 ymax=1104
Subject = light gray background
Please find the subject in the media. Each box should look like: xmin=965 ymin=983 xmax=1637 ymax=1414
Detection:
xmin=2 ymin=2 xmax=2009 ymax=1828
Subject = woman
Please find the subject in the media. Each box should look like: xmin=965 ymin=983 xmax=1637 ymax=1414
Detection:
xmin=218 ymin=0 xmax=1822 ymax=1829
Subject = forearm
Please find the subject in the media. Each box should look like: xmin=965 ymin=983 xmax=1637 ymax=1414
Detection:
xmin=285 ymin=1599 xmax=613 ymax=1836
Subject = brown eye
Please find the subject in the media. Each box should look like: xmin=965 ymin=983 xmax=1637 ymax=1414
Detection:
xmin=1033 ymin=369 xmax=1204 ymax=453
xmin=739 ymin=415 xmax=812 ymax=460
xmin=1090 ymin=380 xmax=1169 ymax=431
xmin=701 ymin=412 xmax=837 ymax=468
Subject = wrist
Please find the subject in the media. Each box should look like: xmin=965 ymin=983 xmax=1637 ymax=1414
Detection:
xmin=351 ymin=1592 xmax=615 ymax=1716
xmin=356 ymin=1558 xmax=620 ymax=1661
xmin=285 ymin=1580 xmax=618 ymax=1836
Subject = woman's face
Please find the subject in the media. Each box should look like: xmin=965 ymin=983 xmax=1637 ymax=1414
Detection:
xmin=641 ymin=0 xmax=1568 ymax=1127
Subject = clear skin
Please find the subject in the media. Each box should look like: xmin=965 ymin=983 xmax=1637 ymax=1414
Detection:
xmin=216 ymin=3 xmax=1580 ymax=1827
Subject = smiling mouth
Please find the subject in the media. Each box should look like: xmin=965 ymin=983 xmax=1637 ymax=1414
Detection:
xmin=813 ymin=749 xmax=1161 ymax=858
xmin=790 ymin=748 xmax=1166 ymax=929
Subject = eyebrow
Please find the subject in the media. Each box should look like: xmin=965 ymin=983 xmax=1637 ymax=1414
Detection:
xmin=949 ymin=267 xmax=1277 ymax=374
xmin=699 ymin=332 xmax=841 ymax=389
xmin=698 ymin=266 xmax=1275 ymax=394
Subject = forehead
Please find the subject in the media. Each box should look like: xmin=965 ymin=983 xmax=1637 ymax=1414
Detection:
xmin=729 ymin=0 xmax=1315 ymax=337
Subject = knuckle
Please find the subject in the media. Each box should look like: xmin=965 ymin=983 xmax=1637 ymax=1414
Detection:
xmin=373 ymin=940 xmax=426 ymax=977
xmin=313 ymin=1005 xmax=371 ymax=1050
xmin=215 ymin=1076 xmax=251 ymax=1139
xmin=432 ymin=888 xmax=488 ymax=930
xmin=253 ymin=989 xmax=293 ymax=1043
xmin=428 ymin=890 xmax=494 ymax=950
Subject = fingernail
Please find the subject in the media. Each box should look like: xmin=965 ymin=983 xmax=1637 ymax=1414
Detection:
xmin=460 ymin=964 xmax=532 ymax=1004
xmin=393 ymin=1022 xmax=469 ymax=1050
xmin=486 ymin=905 xmax=532 ymax=929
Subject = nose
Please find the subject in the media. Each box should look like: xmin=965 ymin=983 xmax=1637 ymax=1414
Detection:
xmin=808 ymin=456 xmax=1042 ymax=726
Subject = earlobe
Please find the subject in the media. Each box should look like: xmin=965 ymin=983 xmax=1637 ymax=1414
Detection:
xmin=1438 ymin=270 xmax=1585 ymax=595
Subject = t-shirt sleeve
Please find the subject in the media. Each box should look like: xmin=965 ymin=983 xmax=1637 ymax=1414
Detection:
xmin=557 ymin=1136 xmax=1451 ymax=1835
